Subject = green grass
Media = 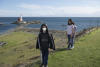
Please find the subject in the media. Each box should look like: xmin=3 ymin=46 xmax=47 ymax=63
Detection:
xmin=0 ymin=29 xmax=100 ymax=67
xmin=0 ymin=31 xmax=40 ymax=67
xmin=47 ymin=29 xmax=100 ymax=67
xmin=32 ymin=29 xmax=100 ymax=67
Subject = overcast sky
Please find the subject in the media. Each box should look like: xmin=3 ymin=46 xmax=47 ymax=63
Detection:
xmin=0 ymin=0 xmax=100 ymax=17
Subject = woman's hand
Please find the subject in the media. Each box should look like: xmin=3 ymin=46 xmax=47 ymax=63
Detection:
xmin=49 ymin=48 xmax=53 ymax=52
xmin=71 ymin=34 xmax=73 ymax=38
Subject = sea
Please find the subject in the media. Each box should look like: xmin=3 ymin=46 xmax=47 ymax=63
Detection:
xmin=0 ymin=17 xmax=100 ymax=34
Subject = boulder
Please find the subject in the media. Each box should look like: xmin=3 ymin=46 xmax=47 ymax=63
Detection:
xmin=0 ymin=23 xmax=4 ymax=25
xmin=0 ymin=42 xmax=7 ymax=47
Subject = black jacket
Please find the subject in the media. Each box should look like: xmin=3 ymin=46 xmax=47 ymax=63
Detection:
xmin=36 ymin=33 xmax=55 ymax=50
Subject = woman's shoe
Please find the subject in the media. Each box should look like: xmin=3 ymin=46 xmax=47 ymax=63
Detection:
xmin=44 ymin=65 xmax=48 ymax=67
xmin=71 ymin=46 xmax=74 ymax=49
xmin=40 ymin=64 xmax=43 ymax=67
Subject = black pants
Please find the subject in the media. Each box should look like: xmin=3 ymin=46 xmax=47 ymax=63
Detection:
xmin=41 ymin=50 xmax=49 ymax=65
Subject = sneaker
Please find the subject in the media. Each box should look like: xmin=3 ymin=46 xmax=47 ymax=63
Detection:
xmin=44 ymin=65 xmax=48 ymax=67
xmin=40 ymin=64 xmax=43 ymax=67
xmin=71 ymin=46 xmax=74 ymax=49
xmin=70 ymin=47 xmax=74 ymax=50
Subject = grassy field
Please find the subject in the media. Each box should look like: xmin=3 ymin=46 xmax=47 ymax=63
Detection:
xmin=33 ymin=29 xmax=100 ymax=67
xmin=0 ymin=29 xmax=100 ymax=67
xmin=0 ymin=32 xmax=40 ymax=67
xmin=47 ymin=29 xmax=100 ymax=67
xmin=0 ymin=30 xmax=66 ymax=67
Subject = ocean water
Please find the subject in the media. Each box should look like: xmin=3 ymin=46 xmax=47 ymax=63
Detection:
xmin=0 ymin=17 xmax=100 ymax=34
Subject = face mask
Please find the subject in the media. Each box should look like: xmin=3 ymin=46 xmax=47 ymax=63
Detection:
xmin=42 ymin=28 xmax=46 ymax=31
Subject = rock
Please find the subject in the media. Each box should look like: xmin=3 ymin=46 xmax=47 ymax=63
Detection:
xmin=0 ymin=42 xmax=7 ymax=47
xmin=0 ymin=23 xmax=4 ymax=25
xmin=11 ymin=20 xmax=41 ymax=24
xmin=11 ymin=21 xmax=27 ymax=24
xmin=27 ymin=20 xmax=41 ymax=24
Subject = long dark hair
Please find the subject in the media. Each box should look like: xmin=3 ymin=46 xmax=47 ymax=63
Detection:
xmin=68 ymin=19 xmax=74 ymax=25
xmin=39 ymin=24 xmax=49 ymax=34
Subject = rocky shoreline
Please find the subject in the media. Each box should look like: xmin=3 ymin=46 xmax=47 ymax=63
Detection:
xmin=0 ymin=25 xmax=99 ymax=39
xmin=11 ymin=20 xmax=41 ymax=25
xmin=13 ymin=26 xmax=99 ymax=38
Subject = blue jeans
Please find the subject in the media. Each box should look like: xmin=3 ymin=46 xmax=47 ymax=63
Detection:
xmin=67 ymin=35 xmax=74 ymax=49
xmin=41 ymin=50 xmax=49 ymax=65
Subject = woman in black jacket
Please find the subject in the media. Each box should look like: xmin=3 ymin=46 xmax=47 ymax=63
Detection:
xmin=36 ymin=24 xmax=55 ymax=67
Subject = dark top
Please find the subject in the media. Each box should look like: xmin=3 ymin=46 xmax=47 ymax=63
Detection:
xmin=36 ymin=33 xmax=55 ymax=50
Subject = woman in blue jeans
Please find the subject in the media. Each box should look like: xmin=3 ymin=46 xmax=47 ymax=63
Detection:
xmin=66 ymin=19 xmax=76 ymax=49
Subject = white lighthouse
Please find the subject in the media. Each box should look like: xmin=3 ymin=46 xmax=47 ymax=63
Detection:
xmin=20 ymin=15 xmax=23 ymax=22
